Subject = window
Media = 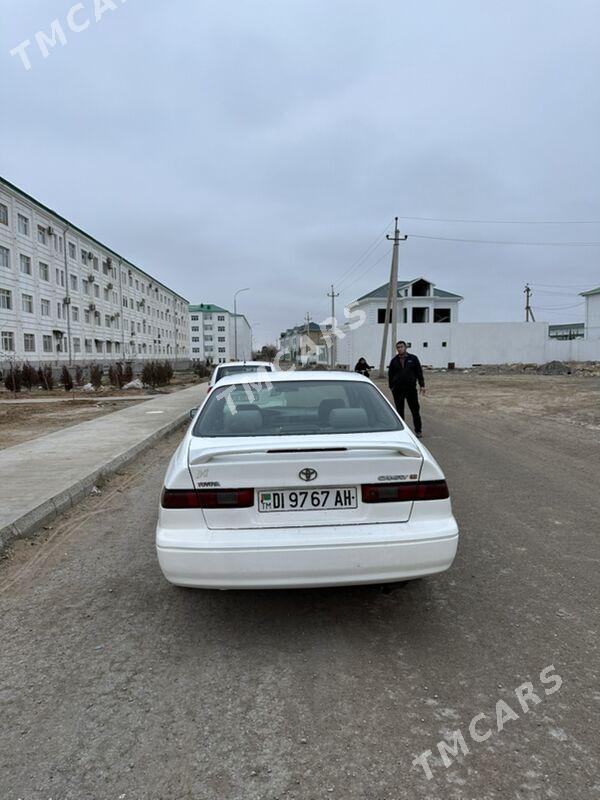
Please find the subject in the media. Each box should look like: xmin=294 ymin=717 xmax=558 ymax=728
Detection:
xmin=0 ymin=203 xmax=8 ymax=225
xmin=205 ymin=335 xmax=213 ymax=341
xmin=68 ymin=241 xmax=76 ymax=259
xmin=23 ymin=333 xmax=35 ymax=352
xmin=93 ymin=256 xmax=99 ymax=270
xmin=2 ymin=331 xmax=15 ymax=351
xmin=39 ymin=262 xmax=49 ymax=281
xmin=106 ymin=341 xmax=112 ymax=354
xmin=37 ymin=225 xmax=47 ymax=245
xmin=377 ymin=309 xmax=391 ymax=323
xmin=423 ymin=342 xmax=428 ymax=348
xmin=442 ymin=341 xmax=447 ymax=347
xmin=205 ymin=314 xmax=212 ymax=321
xmin=43 ymin=335 xmax=53 ymax=353
xmin=192 ymin=347 xmax=200 ymax=353
xmin=41 ymin=298 xmax=50 ymax=316
xmin=81 ymin=250 xmax=87 ymax=264
xmin=103 ymin=287 xmax=109 ymax=301
xmin=433 ymin=308 xmax=451 ymax=323
xmin=72 ymin=306 xmax=79 ymax=322
xmin=191 ymin=326 xmax=199 ymax=331
xmin=0 ymin=246 xmax=9 ymax=269
xmin=105 ymin=314 xmax=111 ymax=328
xmin=57 ymin=302 xmax=63 ymax=319
xmin=70 ymin=274 xmax=78 ymax=291
xmin=84 ymin=309 xmax=90 ymax=323
xmin=93 ymin=284 xmax=100 ymax=298
xmin=85 ymin=339 xmax=92 ymax=354
xmin=22 ymin=293 xmax=33 ymax=313
xmin=412 ymin=307 xmax=428 ymax=323
xmin=217 ymin=326 xmax=225 ymax=332
xmin=403 ymin=308 xmax=408 ymax=323
xmin=20 ymin=254 xmax=32 ymax=275
xmin=73 ymin=337 xmax=81 ymax=353
xmin=218 ymin=336 xmax=225 ymax=342
xmin=0 ymin=288 xmax=12 ymax=309
xmin=17 ymin=214 xmax=29 ymax=235
xmin=83 ymin=281 xmax=90 ymax=295
xmin=191 ymin=315 xmax=198 ymax=321
xmin=218 ymin=347 xmax=226 ymax=353
xmin=56 ymin=268 xmax=64 ymax=287
xmin=95 ymin=341 xmax=103 ymax=354
xmin=217 ymin=315 xmax=225 ymax=321
xmin=192 ymin=336 xmax=199 ymax=342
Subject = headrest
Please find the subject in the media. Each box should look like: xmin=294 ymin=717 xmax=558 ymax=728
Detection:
xmin=225 ymin=409 xmax=263 ymax=433
xmin=329 ymin=407 xmax=368 ymax=430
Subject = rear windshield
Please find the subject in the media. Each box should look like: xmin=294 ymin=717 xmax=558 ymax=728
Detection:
xmin=216 ymin=364 xmax=272 ymax=379
xmin=194 ymin=380 xmax=402 ymax=437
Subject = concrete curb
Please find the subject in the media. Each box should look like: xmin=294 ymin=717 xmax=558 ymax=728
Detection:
xmin=0 ymin=411 xmax=188 ymax=553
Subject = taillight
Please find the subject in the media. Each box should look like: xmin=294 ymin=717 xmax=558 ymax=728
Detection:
xmin=161 ymin=488 xmax=254 ymax=509
xmin=361 ymin=480 xmax=449 ymax=503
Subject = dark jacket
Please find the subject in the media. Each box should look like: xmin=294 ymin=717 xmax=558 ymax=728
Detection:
xmin=388 ymin=353 xmax=424 ymax=391
xmin=354 ymin=359 xmax=373 ymax=378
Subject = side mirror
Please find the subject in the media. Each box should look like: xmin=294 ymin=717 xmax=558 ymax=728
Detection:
xmin=189 ymin=407 xmax=198 ymax=420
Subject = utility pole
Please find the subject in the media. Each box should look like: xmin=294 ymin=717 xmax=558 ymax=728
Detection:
xmin=378 ymin=217 xmax=407 ymax=377
xmin=304 ymin=312 xmax=311 ymax=363
xmin=326 ymin=284 xmax=339 ymax=368
xmin=524 ymin=283 xmax=535 ymax=322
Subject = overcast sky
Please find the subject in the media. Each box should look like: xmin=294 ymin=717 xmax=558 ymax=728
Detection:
xmin=2 ymin=0 xmax=599 ymax=345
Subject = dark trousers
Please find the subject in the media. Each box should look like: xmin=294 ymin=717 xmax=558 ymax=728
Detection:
xmin=392 ymin=385 xmax=422 ymax=433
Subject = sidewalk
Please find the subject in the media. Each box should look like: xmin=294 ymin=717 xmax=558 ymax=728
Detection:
xmin=0 ymin=383 xmax=206 ymax=551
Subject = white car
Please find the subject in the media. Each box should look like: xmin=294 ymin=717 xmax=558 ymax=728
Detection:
xmin=156 ymin=371 xmax=458 ymax=589
xmin=207 ymin=361 xmax=273 ymax=394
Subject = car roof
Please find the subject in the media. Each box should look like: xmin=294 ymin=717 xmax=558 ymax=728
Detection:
xmin=215 ymin=361 xmax=272 ymax=368
xmin=211 ymin=369 xmax=371 ymax=388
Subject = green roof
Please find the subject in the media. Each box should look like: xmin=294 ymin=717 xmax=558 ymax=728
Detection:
xmin=0 ymin=176 xmax=189 ymax=303
xmin=580 ymin=286 xmax=600 ymax=297
xmin=189 ymin=303 xmax=229 ymax=313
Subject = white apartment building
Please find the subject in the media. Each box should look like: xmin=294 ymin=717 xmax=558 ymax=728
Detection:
xmin=0 ymin=177 xmax=190 ymax=366
xmin=189 ymin=303 xmax=252 ymax=363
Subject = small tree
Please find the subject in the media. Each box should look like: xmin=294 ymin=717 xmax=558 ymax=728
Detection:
xmin=61 ymin=365 xmax=73 ymax=392
xmin=108 ymin=362 xmax=125 ymax=389
xmin=141 ymin=361 xmax=157 ymax=389
xmin=21 ymin=363 xmax=37 ymax=391
xmin=38 ymin=365 xmax=54 ymax=391
xmin=75 ymin=365 xmax=84 ymax=386
xmin=123 ymin=362 xmax=133 ymax=383
xmin=5 ymin=366 xmax=22 ymax=393
xmin=90 ymin=364 xmax=103 ymax=390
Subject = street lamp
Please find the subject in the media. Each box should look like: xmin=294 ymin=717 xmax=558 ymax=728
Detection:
xmin=233 ymin=287 xmax=250 ymax=360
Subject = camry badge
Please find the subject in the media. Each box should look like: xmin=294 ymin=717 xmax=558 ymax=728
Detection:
xmin=299 ymin=467 xmax=318 ymax=482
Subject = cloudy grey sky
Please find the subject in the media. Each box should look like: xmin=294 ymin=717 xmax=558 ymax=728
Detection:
xmin=2 ymin=0 xmax=599 ymax=344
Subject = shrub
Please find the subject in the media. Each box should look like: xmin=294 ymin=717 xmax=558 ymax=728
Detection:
xmin=90 ymin=364 xmax=103 ymax=390
xmin=140 ymin=360 xmax=174 ymax=388
xmin=194 ymin=361 xmax=210 ymax=379
xmin=21 ymin=363 xmax=37 ymax=391
xmin=75 ymin=365 xmax=84 ymax=386
xmin=123 ymin=362 xmax=133 ymax=383
xmin=4 ymin=366 xmax=22 ymax=392
xmin=61 ymin=365 xmax=73 ymax=392
xmin=108 ymin=363 xmax=125 ymax=389
xmin=38 ymin=365 xmax=54 ymax=391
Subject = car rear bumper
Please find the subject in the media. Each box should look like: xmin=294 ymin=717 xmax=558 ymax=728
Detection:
xmin=155 ymin=518 xmax=459 ymax=589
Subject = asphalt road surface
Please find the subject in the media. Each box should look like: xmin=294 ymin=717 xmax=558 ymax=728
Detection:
xmin=1 ymin=390 xmax=599 ymax=800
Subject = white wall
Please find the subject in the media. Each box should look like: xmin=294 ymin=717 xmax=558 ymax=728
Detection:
xmin=585 ymin=294 xmax=600 ymax=340
xmin=337 ymin=320 xmax=600 ymax=369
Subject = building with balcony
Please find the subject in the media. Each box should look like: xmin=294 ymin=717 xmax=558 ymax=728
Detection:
xmin=0 ymin=177 xmax=190 ymax=367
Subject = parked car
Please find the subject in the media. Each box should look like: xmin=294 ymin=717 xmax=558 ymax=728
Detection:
xmin=156 ymin=371 xmax=458 ymax=589
xmin=206 ymin=360 xmax=274 ymax=394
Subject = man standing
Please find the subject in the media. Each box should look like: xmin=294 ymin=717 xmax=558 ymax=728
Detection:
xmin=388 ymin=340 xmax=426 ymax=437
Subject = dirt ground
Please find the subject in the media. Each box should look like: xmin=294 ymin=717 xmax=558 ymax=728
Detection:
xmin=0 ymin=399 xmax=147 ymax=450
xmin=420 ymin=371 xmax=600 ymax=432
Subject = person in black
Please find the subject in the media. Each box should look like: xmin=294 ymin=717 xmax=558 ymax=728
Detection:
xmin=354 ymin=357 xmax=373 ymax=378
xmin=388 ymin=340 xmax=426 ymax=437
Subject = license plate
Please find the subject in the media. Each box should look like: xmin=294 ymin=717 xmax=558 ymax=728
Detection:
xmin=258 ymin=487 xmax=358 ymax=513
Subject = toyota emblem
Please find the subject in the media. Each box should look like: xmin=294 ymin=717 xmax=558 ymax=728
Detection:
xmin=299 ymin=467 xmax=318 ymax=482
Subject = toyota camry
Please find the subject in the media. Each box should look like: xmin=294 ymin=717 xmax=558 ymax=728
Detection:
xmin=156 ymin=371 xmax=458 ymax=589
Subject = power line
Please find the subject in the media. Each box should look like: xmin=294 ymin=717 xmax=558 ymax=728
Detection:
xmin=532 ymin=302 xmax=586 ymax=310
xmin=398 ymin=214 xmax=600 ymax=224
xmin=407 ymin=233 xmax=600 ymax=246
xmin=332 ymin=219 xmax=394 ymax=289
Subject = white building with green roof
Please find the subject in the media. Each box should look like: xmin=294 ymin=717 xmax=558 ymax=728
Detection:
xmin=189 ymin=303 xmax=252 ymax=363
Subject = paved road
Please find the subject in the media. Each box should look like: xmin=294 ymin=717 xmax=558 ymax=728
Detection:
xmin=1 ymin=392 xmax=599 ymax=800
